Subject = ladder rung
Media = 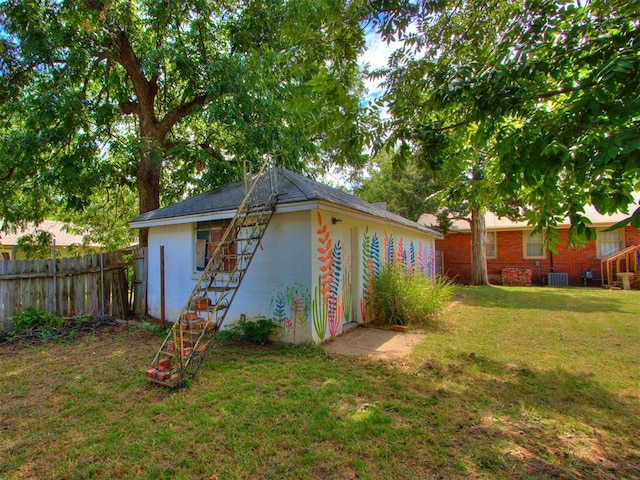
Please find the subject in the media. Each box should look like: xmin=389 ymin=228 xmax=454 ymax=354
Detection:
xmin=236 ymin=235 xmax=263 ymax=241
xmin=199 ymin=286 xmax=228 ymax=292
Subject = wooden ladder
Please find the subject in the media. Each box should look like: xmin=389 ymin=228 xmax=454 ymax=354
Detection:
xmin=146 ymin=163 xmax=278 ymax=388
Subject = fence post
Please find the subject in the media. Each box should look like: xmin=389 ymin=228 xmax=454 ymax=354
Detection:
xmin=100 ymin=252 xmax=105 ymax=316
xmin=53 ymin=240 xmax=57 ymax=315
xmin=160 ymin=246 xmax=165 ymax=328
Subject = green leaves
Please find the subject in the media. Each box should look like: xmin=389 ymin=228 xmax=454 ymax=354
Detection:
xmin=1 ymin=0 xmax=369 ymax=245
xmin=369 ymin=0 xmax=640 ymax=250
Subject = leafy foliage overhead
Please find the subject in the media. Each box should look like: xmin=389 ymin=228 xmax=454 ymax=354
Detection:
xmin=370 ymin=0 xmax=640 ymax=238
xmin=0 ymin=0 xmax=370 ymax=246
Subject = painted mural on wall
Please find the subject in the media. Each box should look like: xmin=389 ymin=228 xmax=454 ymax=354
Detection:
xmin=312 ymin=212 xmax=352 ymax=341
xmin=271 ymin=283 xmax=311 ymax=344
xmin=361 ymin=228 xmax=435 ymax=321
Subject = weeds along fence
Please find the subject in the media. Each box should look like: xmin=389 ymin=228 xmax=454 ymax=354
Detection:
xmin=0 ymin=251 xmax=130 ymax=331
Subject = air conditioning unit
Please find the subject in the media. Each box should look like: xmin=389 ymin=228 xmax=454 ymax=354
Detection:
xmin=547 ymin=272 xmax=569 ymax=287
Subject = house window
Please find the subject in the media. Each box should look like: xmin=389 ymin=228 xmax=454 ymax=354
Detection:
xmin=523 ymin=231 xmax=546 ymax=259
xmin=486 ymin=231 xmax=497 ymax=258
xmin=597 ymin=228 xmax=624 ymax=258
xmin=195 ymin=220 xmax=237 ymax=272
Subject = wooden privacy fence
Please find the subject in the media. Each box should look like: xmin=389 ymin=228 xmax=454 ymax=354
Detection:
xmin=130 ymin=246 xmax=147 ymax=317
xmin=0 ymin=251 xmax=129 ymax=331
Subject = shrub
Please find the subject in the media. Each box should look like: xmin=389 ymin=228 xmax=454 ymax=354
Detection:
xmin=221 ymin=316 xmax=281 ymax=345
xmin=4 ymin=307 xmax=65 ymax=343
xmin=371 ymin=265 xmax=454 ymax=326
xmin=10 ymin=307 xmax=64 ymax=334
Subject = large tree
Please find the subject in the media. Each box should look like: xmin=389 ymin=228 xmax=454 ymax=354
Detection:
xmin=370 ymin=0 xmax=640 ymax=251
xmin=356 ymin=135 xmax=513 ymax=285
xmin=0 ymin=0 xmax=369 ymax=246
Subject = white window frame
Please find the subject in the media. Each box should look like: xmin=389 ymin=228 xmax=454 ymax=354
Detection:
xmin=523 ymin=230 xmax=546 ymax=259
xmin=486 ymin=231 xmax=497 ymax=258
xmin=596 ymin=228 xmax=624 ymax=259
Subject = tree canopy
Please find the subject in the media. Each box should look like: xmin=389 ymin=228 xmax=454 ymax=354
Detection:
xmin=370 ymin=0 xmax=640 ymax=242
xmin=0 ymin=0 xmax=370 ymax=246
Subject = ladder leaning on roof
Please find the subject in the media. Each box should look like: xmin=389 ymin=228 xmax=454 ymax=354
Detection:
xmin=146 ymin=161 xmax=279 ymax=388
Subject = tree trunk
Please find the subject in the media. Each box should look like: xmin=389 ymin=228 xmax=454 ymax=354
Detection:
xmin=136 ymin=124 xmax=164 ymax=247
xmin=470 ymin=207 xmax=489 ymax=285
xmin=136 ymin=155 xmax=161 ymax=247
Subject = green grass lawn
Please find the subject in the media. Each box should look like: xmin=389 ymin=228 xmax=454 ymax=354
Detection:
xmin=1 ymin=286 xmax=639 ymax=479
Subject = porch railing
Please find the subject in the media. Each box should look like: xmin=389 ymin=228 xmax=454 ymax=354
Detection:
xmin=600 ymin=244 xmax=640 ymax=288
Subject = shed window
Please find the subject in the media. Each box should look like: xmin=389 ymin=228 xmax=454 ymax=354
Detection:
xmin=195 ymin=220 xmax=236 ymax=271
xmin=523 ymin=231 xmax=546 ymax=259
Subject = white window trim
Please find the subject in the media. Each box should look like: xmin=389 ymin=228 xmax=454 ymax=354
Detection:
xmin=486 ymin=230 xmax=497 ymax=259
xmin=596 ymin=227 xmax=625 ymax=259
xmin=523 ymin=230 xmax=546 ymax=259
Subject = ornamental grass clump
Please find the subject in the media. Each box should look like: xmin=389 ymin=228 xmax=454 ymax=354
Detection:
xmin=371 ymin=265 xmax=454 ymax=326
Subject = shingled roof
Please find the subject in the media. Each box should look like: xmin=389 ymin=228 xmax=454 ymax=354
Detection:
xmin=0 ymin=220 xmax=99 ymax=247
xmin=130 ymin=168 xmax=442 ymax=238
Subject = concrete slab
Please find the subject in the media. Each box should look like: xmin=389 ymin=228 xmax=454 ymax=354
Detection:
xmin=322 ymin=326 xmax=425 ymax=360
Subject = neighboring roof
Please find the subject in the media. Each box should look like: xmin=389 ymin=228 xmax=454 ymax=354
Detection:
xmin=0 ymin=220 xmax=97 ymax=247
xmin=130 ymin=168 xmax=443 ymax=238
xmin=419 ymin=201 xmax=638 ymax=233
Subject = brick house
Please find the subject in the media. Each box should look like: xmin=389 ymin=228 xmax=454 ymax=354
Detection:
xmin=420 ymin=205 xmax=640 ymax=287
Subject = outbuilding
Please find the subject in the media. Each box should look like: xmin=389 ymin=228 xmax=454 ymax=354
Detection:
xmin=130 ymin=168 xmax=442 ymax=344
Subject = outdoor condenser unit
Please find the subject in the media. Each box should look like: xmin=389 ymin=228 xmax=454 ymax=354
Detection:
xmin=547 ymin=272 xmax=569 ymax=287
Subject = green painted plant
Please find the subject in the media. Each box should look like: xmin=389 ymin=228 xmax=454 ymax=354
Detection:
xmin=312 ymin=275 xmax=328 ymax=341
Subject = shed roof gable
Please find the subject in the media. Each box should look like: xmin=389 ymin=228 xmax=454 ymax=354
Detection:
xmin=130 ymin=168 xmax=442 ymax=238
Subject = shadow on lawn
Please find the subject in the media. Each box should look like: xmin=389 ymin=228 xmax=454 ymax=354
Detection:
xmin=456 ymin=285 xmax=640 ymax=315
xmin=201 ymin=345 xmax=640 ymax=479
xmin=1 ymin=329 xmax=638 ymax=480
xmin=420 ymin=351 xmax=640 ymax=479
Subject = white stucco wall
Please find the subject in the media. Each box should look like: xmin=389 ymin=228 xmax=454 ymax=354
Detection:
xmin=147 ymin=223 xmax=197 ymax=322
xmin=145 ymin=212 xmax=313 ymax=339
xmin=145 ymin=206 xmax=437 ymax=344
xmin=225 ymin=211 xmax=312 ymax=333
xmin=309 ymin=208 xmax=438 ymax=342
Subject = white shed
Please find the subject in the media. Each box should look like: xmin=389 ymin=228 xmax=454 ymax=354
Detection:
xmin=129 ymin=169 xmax=443 ymax=344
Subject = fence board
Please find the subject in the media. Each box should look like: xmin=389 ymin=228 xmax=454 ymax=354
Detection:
xmin=0 ymin=251 xmax=129 ymax=330
xmin=131 ymin=247 xmax=147 ymax=316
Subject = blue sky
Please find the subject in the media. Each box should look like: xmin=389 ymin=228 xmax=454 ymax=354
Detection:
xmin=359 ymin=30 xmax=403 ymax=105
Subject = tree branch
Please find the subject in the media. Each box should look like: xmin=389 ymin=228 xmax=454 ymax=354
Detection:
xmin=157 ymin=93 xmax=208 ymax=137
xmin=434 ymin=81 xmax=597 ymax=132
xmin=198 ymin=143 xmax=224 ymax=161
xmin=112 ymin=30 xmax=156 ymax=122
xmin=524 ymin=82 xmax=595 ymax=102
xmin=433 ymin=118 xmax=474 ymax=132
xmin=120 ymin=101 xmax=139 ymax=115
xmin=1 ymin=166 xmax=16 ymax=182
xmin=83 ymin=0 xmax=105 ymax=11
